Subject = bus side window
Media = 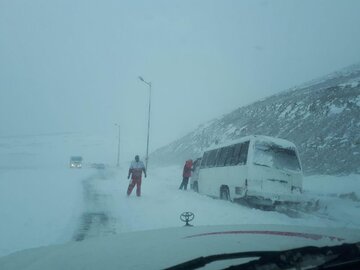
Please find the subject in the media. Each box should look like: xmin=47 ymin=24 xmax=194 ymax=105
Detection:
xmin=216 ymin=147 xmax=229 ymax=167
xmin=206 ymin=149 xmax=218 ymax=168
xmin=200 ymin=152 xmax=209 ymax=168
xmin=224 ymin=146 xmax=235 ymax=166
xmin=238 ymin=141 xmax=250 ymax=165
xmin=231 ymin=143 xmax=242 ymax=165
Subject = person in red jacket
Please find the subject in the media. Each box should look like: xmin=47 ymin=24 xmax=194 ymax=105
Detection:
xmin=127 ymin=155 xmax=147 ymax=197
xmin=179 ymin=159 xmax=193 ymax=190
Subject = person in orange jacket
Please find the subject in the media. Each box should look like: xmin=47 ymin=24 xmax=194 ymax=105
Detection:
xmin=179 ymin=159 xmax=193 ymax=190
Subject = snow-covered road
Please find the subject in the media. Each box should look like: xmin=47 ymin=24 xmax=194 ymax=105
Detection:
xmin=72 ymin=171 xmax=117 ymax=241
xmin=75 ymin=166 xmax=360 ymax=240
xmin=1 ymin=165 xmax=360 ymax=258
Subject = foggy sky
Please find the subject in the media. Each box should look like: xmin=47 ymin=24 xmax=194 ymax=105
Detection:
xmin=1 ymin=0 xmax=360 ymax=159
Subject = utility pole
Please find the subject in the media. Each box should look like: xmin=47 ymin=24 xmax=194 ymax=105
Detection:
xmin=138 ymin=76 xmax=152 ymax=171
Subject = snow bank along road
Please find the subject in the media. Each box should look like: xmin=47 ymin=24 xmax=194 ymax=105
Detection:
xmin=1 ymin=165 xmax=360 ymax=258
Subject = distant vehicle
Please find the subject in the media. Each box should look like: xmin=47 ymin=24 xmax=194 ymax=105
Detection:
xmin=69 ymin=156 xmax=83 ymax=168
xmin=90 ymin=163 xmax=105 ymax=169
xmin=194 ymin=135 xmax=303 ymax=207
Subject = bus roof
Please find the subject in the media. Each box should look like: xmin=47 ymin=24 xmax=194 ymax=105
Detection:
xmin=204 ymin=135 xmax=297 ymax=152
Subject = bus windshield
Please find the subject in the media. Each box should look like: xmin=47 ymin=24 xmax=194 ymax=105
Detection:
xmin=253 ymin=142 xmax=301 ymax=172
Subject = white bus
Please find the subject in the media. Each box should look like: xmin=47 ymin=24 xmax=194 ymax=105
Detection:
xmin=193 ymin=135 xmax=303 ymax=207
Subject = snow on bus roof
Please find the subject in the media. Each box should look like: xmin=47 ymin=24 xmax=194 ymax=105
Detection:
xmin=204 ymin=135 xmax=296 ymax=152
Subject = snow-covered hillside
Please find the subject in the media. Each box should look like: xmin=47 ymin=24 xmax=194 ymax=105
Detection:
xmin=150 ymin=63 xmax=360 ymax=175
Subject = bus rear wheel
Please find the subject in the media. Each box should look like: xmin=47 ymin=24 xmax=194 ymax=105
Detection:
xmin=220 ymin=186 xmax=230 ymax=201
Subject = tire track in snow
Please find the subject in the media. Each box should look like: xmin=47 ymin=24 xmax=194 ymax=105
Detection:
xmin=73 ymin=170 xmax=117 ymax=241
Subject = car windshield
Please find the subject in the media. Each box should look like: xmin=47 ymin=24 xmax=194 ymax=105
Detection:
xmin=253 ymin=142 xmax=301 ymax=172
xmin=1 ymin=1 xmax=360 ymax=269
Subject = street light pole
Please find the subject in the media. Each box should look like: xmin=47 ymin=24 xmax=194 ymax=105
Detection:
xmin=115 ymin=123 xmax=120 ymax=167
xmin=138 ymin=76 xmax=152 ymax=171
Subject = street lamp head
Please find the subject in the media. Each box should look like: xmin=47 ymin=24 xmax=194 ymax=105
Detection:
xmin=138 ymin=76 xmax=144 ymax=82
